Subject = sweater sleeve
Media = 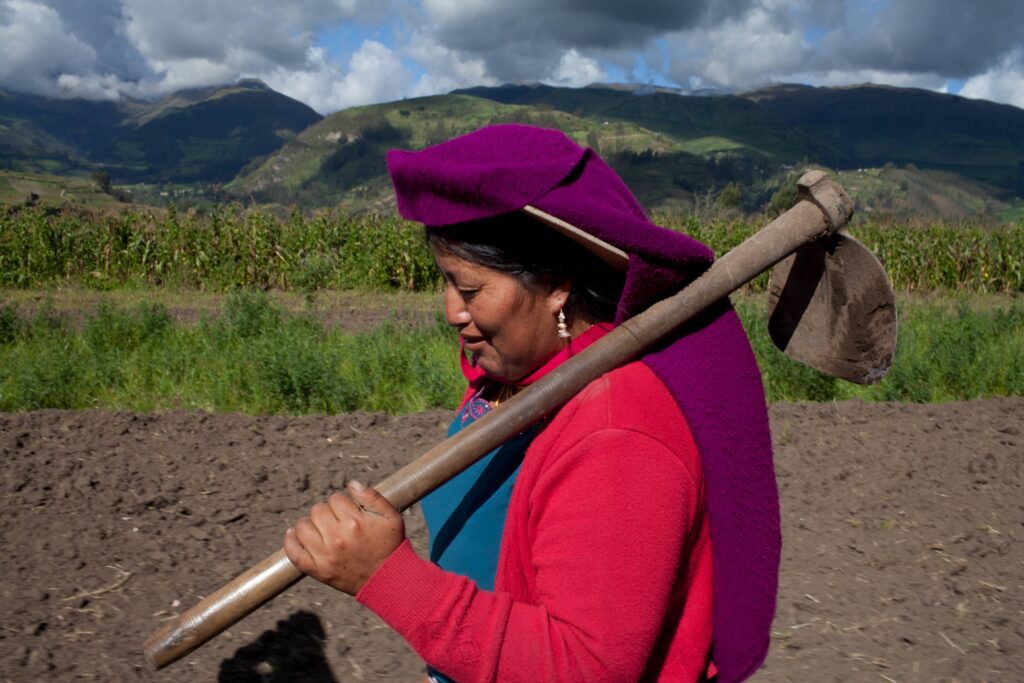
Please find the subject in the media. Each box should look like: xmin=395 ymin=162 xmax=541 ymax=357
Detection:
xmin=356 ymin=427 xmax=701 ymax=682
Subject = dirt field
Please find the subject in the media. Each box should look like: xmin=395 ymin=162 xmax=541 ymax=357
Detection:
xmin=2 ymin=398 xmax=1022 ymax=682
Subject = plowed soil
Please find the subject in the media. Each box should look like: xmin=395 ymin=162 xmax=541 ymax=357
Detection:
xmin=2 ymin=398 xmax=1022 ymax=682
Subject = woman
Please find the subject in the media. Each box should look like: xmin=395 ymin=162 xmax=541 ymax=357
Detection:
xmin=283 ymin=125 xmax=780 ymax=682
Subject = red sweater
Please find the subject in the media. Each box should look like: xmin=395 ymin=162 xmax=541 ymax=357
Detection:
xmin=356 ymin=360 xmax=714 ymax=682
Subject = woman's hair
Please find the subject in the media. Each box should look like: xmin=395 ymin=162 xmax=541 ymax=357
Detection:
xmin=426 ymin=212 xmax=626 ymax=325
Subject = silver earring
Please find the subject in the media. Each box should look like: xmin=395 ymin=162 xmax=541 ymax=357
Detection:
xmin=557 ymin=309 xmax=571 ymax=339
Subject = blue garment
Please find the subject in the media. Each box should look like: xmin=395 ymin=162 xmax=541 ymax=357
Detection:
xmin=421 ymin=395 xmax=540 ymax=589
xmin=421 ymin=393 xmax=541 ymax=683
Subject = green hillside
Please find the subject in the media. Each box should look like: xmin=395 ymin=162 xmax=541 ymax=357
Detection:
xmin=229 ymin=93 xmax=716 ymax=210
xmin=108 ymin=81 xmax=322 ymax=183
xmin=455 ymin=83 xmax=828 ymax=161
xmin=233 ymin=82 xmax=1024 ymax=216
xmin=0 ymin=81 xmax=321 ymax=184
xmin=834 ymin=165 xmax=1016 ymax=220
xmin=0 ymin=170 xmax=129 ymax=209
xmin=0 ymin=90 xmax=132 ymax=175
xmin=746 ymin=84 xmax=1024 ymax=195
xmin=6 ymin=80 xmax=1024 ymax=219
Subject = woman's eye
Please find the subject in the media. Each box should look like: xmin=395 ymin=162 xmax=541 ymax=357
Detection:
xmin=458 ymin=288 xmax=479 ymax=299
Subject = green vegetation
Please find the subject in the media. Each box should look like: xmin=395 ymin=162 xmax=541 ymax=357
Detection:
xmin=852 ymin=220 xmax=1024 ymax=293
xmin=6 ymin=82 xmax=1024 ymax=216
xmin=3 ymin=204 xmax=1022 ymax=412
xmin=227 ymin=93 xmax=700 ymax=209
xmin=834 ymin=165 xmax=1014 ymax=220
xmin=226 ymin=82 xmax=1024 ymax=213
xmin=739 ymin=298 xmax=1024 ymax=403
xmin=0 ymin=292 xmax=1020 ymax=413
xmin=1 ymin=80 xmax=320 ymax=185
xmin=0 ymin=170 xmax=127 ymax=209
xmin=664 ymin=215 xmax=1024 ymax=294
xmin=0 ymin=293 xmax=462 ymax=414
xmin=4 ymin=206 xmax=1023 ymax=294
xmin=0 ymin=205 xmax=440 ymax=292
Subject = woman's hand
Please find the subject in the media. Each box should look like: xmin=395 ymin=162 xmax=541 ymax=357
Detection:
xmin=283 ymin=481 xmax=405 ymax=595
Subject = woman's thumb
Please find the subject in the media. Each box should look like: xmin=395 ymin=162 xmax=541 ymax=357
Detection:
xmin=347 ymin=480 xmax=394 ymax=516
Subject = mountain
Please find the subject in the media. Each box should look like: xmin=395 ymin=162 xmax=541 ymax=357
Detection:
xmin=453 ymin=82 xmax=830 ymax=162
xmin=227 ymin=92 xmax=719 ymax=211
xmin=5 ymin=79 xmax=1024 ymax=218
xmin=0 ymin=90 xmax=133 ymax=174
xmin=231 ymin=82 xmax=1024 ymax=216
xmin=0 ymin=80 xmax=321 ymax=184
xmin=745 ymin=83 xmax=1024 ymax=195
xmin=109 ymin=80 xmax=323 ymax=183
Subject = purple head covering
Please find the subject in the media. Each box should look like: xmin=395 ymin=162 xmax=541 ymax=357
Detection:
xmin=387 ymin=124 xmax=780 ymax=683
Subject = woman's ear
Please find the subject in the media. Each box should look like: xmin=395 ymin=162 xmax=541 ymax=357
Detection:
xmin=547 ymin=277 xmax=572 ymax=314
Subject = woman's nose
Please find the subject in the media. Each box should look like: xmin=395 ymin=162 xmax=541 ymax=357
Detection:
xmin=444 ymin=286 xmax=472 ymax=326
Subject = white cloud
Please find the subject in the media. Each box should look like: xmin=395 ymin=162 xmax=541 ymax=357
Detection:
xmin=665 ymin=1 xmax=810 ymax=90
xmin=120 ymin=1 xmax=317 ymax=93
xmin=0 ymin=0 xmax=99 ymax=96
xmin=960 ymin=48 xmax=1024 ymax=109
xmin=544 ymin=49 xmax=606 ymax=88
xmin=263 ymin=41 xmax=410 ymax=114
xmin=56 ymin=73 xmax=134 ymax=101
xmin=3 ymin=0 xmax=1024 ymax=113
xmin=806 ymin=69 xmax=947 ymax=91
xmin=660 ymin=0 xmax=1015 ymax=98
xmin=419 ymin=0 xmax=739 ymax=83
xmin=406 ymin=31 xmax=497 ymax=97
xmin=421 ymin=0 xmax=494 ymax=24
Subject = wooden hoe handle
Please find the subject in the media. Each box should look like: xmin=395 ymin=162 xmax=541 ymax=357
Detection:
xmin=143 ymin=170 xmax=852 ymax=669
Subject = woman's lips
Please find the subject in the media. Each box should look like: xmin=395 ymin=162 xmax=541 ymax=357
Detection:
xmin=461 ymin=336 xmax=486 ymax=351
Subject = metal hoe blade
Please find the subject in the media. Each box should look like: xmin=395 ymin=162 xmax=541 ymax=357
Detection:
xmin=768 ymin=230 xmax=897 ymax=384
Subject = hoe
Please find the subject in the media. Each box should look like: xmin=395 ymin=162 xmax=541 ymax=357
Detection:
xmin=144 ymin=170 xmax=897 ymax=669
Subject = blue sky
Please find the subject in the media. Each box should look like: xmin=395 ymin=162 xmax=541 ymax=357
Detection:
xmin=2 ymin=0 xmax=1022 ymax=113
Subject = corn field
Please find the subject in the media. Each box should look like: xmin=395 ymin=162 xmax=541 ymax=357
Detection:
xmin=2 ymin=205 xmax=1022 ymax=294
xmin=0 ymin=205 xmax=440 ymax=292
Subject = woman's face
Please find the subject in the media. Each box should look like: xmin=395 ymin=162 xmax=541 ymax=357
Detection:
xmin=433 ymin=247 xmax=569 ymax=382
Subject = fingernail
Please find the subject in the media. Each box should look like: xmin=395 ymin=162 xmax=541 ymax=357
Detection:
xmin=348 ymin=480 xmax=366 ymax=492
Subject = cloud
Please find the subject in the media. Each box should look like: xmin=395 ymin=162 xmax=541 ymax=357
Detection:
xmin=0 ymin=0 xmax=101 ymax=97
xmin=263 ymin=41 xmax=410 ymax=114
xmin=1 ymin=0 xmax=1024 ymax=113
xmin=819 ymin=0 xmax=1024 ymax=78
xmin=960 ymin=48 xmax=1024 ymax=109
xmin=405 ymin=31 xmax=498 ymax=98
xmin=657 ymin=0 xmax=1024 ymax=97
xmin=420 ymin=0 xmax=758 ymax=83
xmin=544 ymin=49 xmax=606 ymax=88
xmin=120 ymin=0 xmax=390 ymax=95
xmin=664 ymin=1 xmax=811 ymax=89
xmin=0 ymin=0 xmax=399 ymax=104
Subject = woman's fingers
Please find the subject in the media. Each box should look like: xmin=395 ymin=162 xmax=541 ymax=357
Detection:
xmin=283 ymin=526 xmax=316 ymax=573
xmin=284 ymin=483 xmax=406 ymax=595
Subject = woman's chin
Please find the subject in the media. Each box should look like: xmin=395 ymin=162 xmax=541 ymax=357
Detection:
xmin=477 ymin=362 xmax=509 ymax=381
xmin=473 ymin=355 xmax=514 ymax=382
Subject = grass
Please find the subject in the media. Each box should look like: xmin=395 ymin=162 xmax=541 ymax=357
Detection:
xmin=0 ymin=286 xmax=438 ymax=325
xmin=0 ymin=292 xmax=463 ymax=414
xmin=737 ymin=294 xmax=1024 ymax=402
xmin=0 ymin=170 xmax=126 ymax=209
xmin=1 ymin=290 xmax=1020 ymax=414
xmin=2 ymin=204 xmax=1021 ymax=413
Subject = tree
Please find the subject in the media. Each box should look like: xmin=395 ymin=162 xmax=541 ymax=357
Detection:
xmin=717 ymin=182 xmax=742 ymax=209
xmin=92 ymin=171 xmax=112 ymax=195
